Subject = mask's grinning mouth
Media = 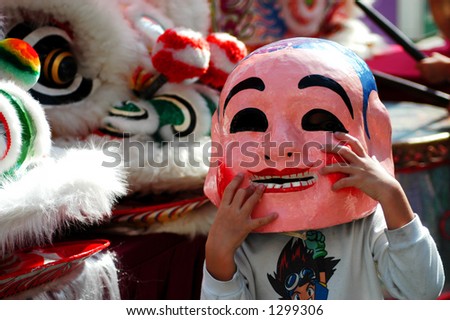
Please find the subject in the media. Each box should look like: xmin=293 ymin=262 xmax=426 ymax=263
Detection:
xmin=251 ymin=172 xmax=318 ymax=191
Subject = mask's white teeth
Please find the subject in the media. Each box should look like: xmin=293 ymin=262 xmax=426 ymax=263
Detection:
xmin=292 ymin=181 xmax=301 ymax=187
xmin=256 ymin=173 xmax=310 ymax=180
xmin=252 ymin=172 xmax=319 ymax=187
xmin=282 ymin=182 xmax=292 ymax=188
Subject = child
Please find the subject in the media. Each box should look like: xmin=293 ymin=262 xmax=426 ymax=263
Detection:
xmin=201 ymin=37 xmax=445 ymax=299
xmin=417 ymin=52 xmax=450 ymax=85
xmin=416 ymin=0 xmax=450 ymax=84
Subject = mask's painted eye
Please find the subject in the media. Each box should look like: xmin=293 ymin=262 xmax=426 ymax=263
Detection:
xmin=230 ymin=108 xmax=268 ymax=133
xmin=301 ymin=108 xmax=348 ymax=133
xmin=6 ymin=23 xmax=93 ymax=106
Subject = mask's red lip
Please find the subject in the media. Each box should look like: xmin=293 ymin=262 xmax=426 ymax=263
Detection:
xmin=248 ymin=168 xmax=317 ymax=193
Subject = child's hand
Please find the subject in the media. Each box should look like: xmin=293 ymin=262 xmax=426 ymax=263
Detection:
xmin=320 ymin=132 xmax=414 ymax=229
xmin=320 ymin=132 xmax=397 ymax=202
xmin=213 ymin=173 xmax=277 ymax=251
xmin=205 ymin=173 xmax=278 ymax=281
xmin=416 ymin=52 xmax=450 ymax=84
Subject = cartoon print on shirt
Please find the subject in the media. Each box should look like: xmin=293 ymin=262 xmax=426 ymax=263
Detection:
xmin=267 ymin=231 xmax=340 ymax=300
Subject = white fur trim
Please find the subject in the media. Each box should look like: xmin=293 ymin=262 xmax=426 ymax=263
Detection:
xmin=0 ymin=89 xmax=22 ymax=174
xmin=90 ymin=82 xmax=218 ymax=196
xmin=0 ymin=147 xmax=127 ymax=254
xmin=102 ymin=100 xmax=160 ymax=136
xmin=7 ymin=251 xmax=121 ymax=299
xmin=86 ymin=130 xmax=216 ymax=236
xmin=120 ymin=0 xmax=174 ymax=49
xmin=0 ymin=81 xmax=51 ymax=160
xmin=90 ymin=132 xmax=208 ymax=195
xmin=157 ymin=83 xmax=218 ymax=139
xmin=208 ymin=33 xmax=247 ymax=73
xmin=45 ymin=85 xmax=130 ymax=138
xmin=92 ymin=83 xmax=219 ymax=195
xmin=191 ymin=83 xmax=220 ymax=107
xmin=150 ymin=0 xmax=211 ymax=35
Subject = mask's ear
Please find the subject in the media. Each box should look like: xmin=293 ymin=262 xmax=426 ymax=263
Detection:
xmin=203 ymin=111 xmax=222 ymax=207
xmin=365 ymin=91 xmax=394 ymax=176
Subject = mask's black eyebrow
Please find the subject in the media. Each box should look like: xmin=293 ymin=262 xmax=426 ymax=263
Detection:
xmin=298 ymin=74 xmax=354 ymax=119
xmin=222 ymin=77 xmax=265 ymax=117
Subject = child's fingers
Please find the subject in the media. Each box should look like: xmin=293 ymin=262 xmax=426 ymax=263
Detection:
xmin=333 ymin=132 xmax=366 ymax=157
xmin=222 ymin=173 xmax=244 ymax=205
xmin=320 ymin=162 xmax=354 ymax=175
xmin=240 ymin=184 xmax=265 ymax=213
xmin=232 ymin=184 xmax=256 ymax=209
xmin=322 ymin=143 xmax=359 ymax=164
xmin=250 ymin=212 xmax=278 ymax=230
xmin=330 ymin=176 xmax=355 ymax=190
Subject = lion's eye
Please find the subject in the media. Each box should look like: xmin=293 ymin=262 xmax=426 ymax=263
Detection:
xmin=41 ymin=48 xmax=77 ymax=88
xmin=6 ymin=23 xmax=94 ymax=105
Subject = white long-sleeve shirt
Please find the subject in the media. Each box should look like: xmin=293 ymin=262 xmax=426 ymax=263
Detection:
xmin=201 ymin=206 xmax=445 ymax=300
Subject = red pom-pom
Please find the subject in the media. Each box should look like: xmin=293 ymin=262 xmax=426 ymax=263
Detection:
xmin=151 ymin=27 xmax=210 ymax=82
xmin=200 ymin=32 xmax=247 ymax=89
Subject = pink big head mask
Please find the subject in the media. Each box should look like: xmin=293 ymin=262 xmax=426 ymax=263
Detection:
xmin=204 ymin=38 xmax=394 ymax=232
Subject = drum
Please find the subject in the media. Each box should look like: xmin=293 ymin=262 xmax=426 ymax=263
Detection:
xmin=387 ymin=101 xmax=450 ymax=277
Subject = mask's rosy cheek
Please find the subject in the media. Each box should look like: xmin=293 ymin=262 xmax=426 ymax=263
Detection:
xmin=217 ymin=162 xmax=235 ymax=198
xmin=324 ymin=151 xmax=347 ymax=185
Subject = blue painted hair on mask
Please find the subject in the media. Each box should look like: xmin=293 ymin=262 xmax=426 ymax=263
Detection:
xmin=245 ymin=38 xmax=377 ymax=139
